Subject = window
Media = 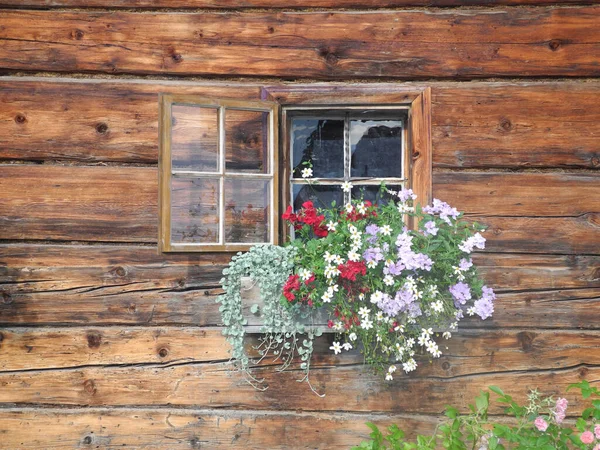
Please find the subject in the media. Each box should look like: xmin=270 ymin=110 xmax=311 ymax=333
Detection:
xmin=159 ymin=86 xmax=431 ymax=252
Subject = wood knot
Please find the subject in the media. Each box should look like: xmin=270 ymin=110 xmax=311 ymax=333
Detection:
xmin=412 ymin=151 xmax=421 ymax=160
xmin=591 ymin=156 xmax=600 ymax=167
xmin=71 ymin=29 xmax=85 ymax=40
xmin=128 ymin=303 xmax=137 ymax=313
xmin=499 ymin=118 xmax=512 ymax=131
xmin=441 ymin=361 xmax=450 ymax=370
xmin=516 ymin=331 xmax=536 ymax=352
xmin=158 ymin=347 xmax=169 ymax=358
xmin=113 ymin=266 xmax=126 ymax=277
xmin=190 ymin=437 xmax=201 ymax=449
xmin=95 ymin=122 xmax=108 ymax=134
xmin=204 ymin=290 xmax=210 ymax=296
xmin=1 ymin=291 xmax=13 ymax=304
xmin=169 ymin=48 xmax=183 ymax=63
xmin=579 ymin=366 xmax=589 ymax=377
xmin=267 ymin=26 xmax=275 ymax=34
xmin=548 ymin=39 xmax=561 ymax=51
xmin=83 ymin=379 xmax=97 ymax=396
xmin=177 ymin=279 xmax=185 ymax=287
xmin=14 ymin=113 xmax=27 ymax=124
xmin=82 ymin=436 xmax=93 ymax=445
xmin=325 ymin=52 xmax=338 ymax=65
xmin=86 ymin=332 xmax=102 ymax=349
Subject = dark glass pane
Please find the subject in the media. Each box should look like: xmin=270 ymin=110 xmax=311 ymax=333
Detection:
xmin=351 ymin=184 xmax=402 ymax=205
xmin=291 ymin=118 xmax=344 ymax=179
xmin=171 ymin=104 xmax=219 ymax=172
xmin=350 ymin=120 xmax=403 ymax=178
xmin=224 ymin=179 xmax=270 ymax=243
xmin=171 ymin=178 xmax=220 ymax=244
xmin=292 ymin=184 xmax=344 ymax=211
xmin=225 ymin=109 xmax=269 ymax=173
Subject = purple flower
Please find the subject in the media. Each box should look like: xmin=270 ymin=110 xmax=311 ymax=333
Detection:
xmin=397 ymin=189 xmax=416 ymax=203
xmin=481 ymin=285 xmax=495 ymax=301
xmin=423 ymin=221 xmax=438 ymax=236
xmin=363 ymin=247 xmax=384 ymax=263
xmin=407 ymin=302 xmax=422 ymax=319
xmin=365 ymin=224 xmax=380 ymax=236
xmin=474 ymin=298 xmax=494 ymax=320
xmin=459 ymin=258 xmax=473 ymax=271
xmin=449 ymin=282 xmax=471 ymax=306
xmin=384 ymin=260 xmax=404 ymax=276
xmin=459 ymin=233 xmax=486 ymax=254
xmin=377 ymin=293 xmax=402 ymax=317
xmin=423 ymin=199 xmax=459 ymax=225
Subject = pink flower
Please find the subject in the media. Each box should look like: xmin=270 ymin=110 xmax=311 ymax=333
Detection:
xmin=580 ymin=431 xmax=594 ymax=445
xmin=595 ymin=424 xmax=600 ymax=440
xmin=534 ymin=416 xmax=548 ymax=432
xmin=593 ymin=445 xmax=600 ymax=450
xmin=554 ymin=397 xmax=568 ymax=424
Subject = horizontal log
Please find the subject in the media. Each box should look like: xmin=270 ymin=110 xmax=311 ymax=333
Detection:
xmin=2 ymin=78 xmax=599 ymax=169
xmin=0 ymin=8 xmax=599 ymax=78
xmin=2 ymin=327 xmax=599 ymax=379
xmin=432 ymin=83 xmax=600 ymax=169
xmin=0 ymin=408 xmax=441 ymax=450
xmin=1 ymin=244 xmax=598 ymax=326
xmin=2 ymin=165 xmax=598 ymax=243
xmin=434 ymin=172 xmax=600 ymax=217
xmin=0 ymin=0 xmax=593 ymax=8
xmin=0 ymin=359 xmax=596 ymax=414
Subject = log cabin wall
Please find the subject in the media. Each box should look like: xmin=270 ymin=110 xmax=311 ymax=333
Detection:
xmin=0 ymin=1 xmax=599 ymax=448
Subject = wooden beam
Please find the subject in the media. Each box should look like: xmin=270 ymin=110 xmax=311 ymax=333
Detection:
xmin=0 ymin=8 xmax=599 ymax=78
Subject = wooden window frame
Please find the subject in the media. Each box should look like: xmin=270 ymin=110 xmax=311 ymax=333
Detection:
xmin=159 ymin=94 xmax=280 ymax=253
xmin=261 ymin=85 xmax=432 ymax=238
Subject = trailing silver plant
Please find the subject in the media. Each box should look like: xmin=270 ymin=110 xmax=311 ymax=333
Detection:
xmin=217 ymin=244 xmax=323 ymax=394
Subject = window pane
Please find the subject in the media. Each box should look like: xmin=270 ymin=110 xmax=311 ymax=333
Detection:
xmin=225 ymin=109 xmax=269 ymax=173
xmin=291 ymin=118 xmax=344 ymax=179
xmin=351 ymin=184 xmax=402 ymax=205
xmin=171 ymin=178 xmax=220 ymax=244
xmin=171 ymin=104 xmax=219 ymax=172
xmin=350 ymin=120 xmax=402 ymax=178
xmin=224 ymin=179 xmax=270 ymax=243
xmin=292 ymin=184 xmax=344 ymax=211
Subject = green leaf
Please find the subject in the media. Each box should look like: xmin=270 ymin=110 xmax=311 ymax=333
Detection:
xmin=489 ymin=386 xmax=505 ymax=396
xmin=250 ymin=304 xmax=259 ymax=314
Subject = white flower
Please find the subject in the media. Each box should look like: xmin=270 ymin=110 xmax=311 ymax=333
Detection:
xmin=467 ymin=307 xmax=476 ymax=316
xmin=418 ymin=334 xmax=429 ymax=346
xmin=361 ymin=318 xmax=373 ymax=330
xmin=324 ymin=251 xmax=335 ymax=263
xmin=380 ymin=225 xmax=392 ymax=236
xmin=430 ymin=300 xmax=444 ymax=313
xmin=383 ymin=274 xmax=394 ymax=286
xmin=333 ymin=255 xmax=344 ymax=265
xmin=358 ymin=307 xmax=371 ymax=318
xmin=426 ymin=340 xmax=439 ymax=355
xmin=357 ymin=202 xmax=366 ymax=214
xmin=345 ymin=203 xmax=354 ymax=213
xmin=298 ymin=268 xmax=312 ymax=281
xmin=402 ymin=358 xmax=417 ymax=373
xmin=301 ymin=167 xmax=313 ymax=178
xmin=329 ymin=284 xmax=339 ymax=293
xmin=324 ymin=265 xmax=340 ymax=279
xmin=375 ymin=311 xmax=384 ymax=322
xmin=428 ymin=285 xmax=439 ymax=297
xmin=341 ymin=181 xmax=353 ymax=193
xmin=442 ymin=331 xmax=452 ymax=339
xmin=326 ymin=221 xmax=338 ymax=232
xmin=397 ymin=204 xmax=414 ymax=214
xmin=406 ymin=338 xmax=415 ymax=347
xmin=333 ymin=321 xmax=344 ymax=331
xmin=349 ymin=332 xmax=357 ymax=341
xmin=370 ymin=290 xmax=384 ymax=304
xmin=348 ymin=224 xmax=358 ymax=234
xmin=330 ymin=341 xmax=342 ymax=355
xmin=422 ymin=328 xmax=433 ymax=336
xmin=358 ymin=293 xmax=365 ymax=301
xmin=342 ymin=342 xmax=353 ymax=351
xmin=432 ymin=349 xmax=442 ymax=358
xmin=366 ymin=260 xmax=377 ymax=269
xmin=348 ymin=250 xmax=360 ymax=262
xmin=388 ymin=365 xmax=397 ymax=373
xmin=385 ymin=373 xmax=393 ymax=381
xmin=321 ymin=291 xmax=333 ymax=303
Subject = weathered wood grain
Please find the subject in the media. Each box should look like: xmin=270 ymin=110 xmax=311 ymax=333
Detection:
xmin=0 ymin=8 xmax=599 ymax=78
xmin=0 ymin=360 xmax=595 ymax=414
xmin=0 ymin=0 xmax=594 ymax=8
xmin=432 ymin=83 xmax=600 ymax=169
xmin=2 ymin=327 xmax=599 ymax=379
xmin=2 ymin=78 xmax=599 ymax=169
xmin=1 ymin=244 xmax=598 ymax=326
xmin=2 ymin=165 xmax=598 ymax=243
xmin=435 ymin=172 xmax=600 ymax=217
xmin=0 ymin=408 xmax=442 ymax=450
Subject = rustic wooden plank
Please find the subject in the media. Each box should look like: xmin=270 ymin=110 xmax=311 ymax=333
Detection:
xmin=434 ymin=172 xmax=600 ymax=217
xmin=0 ymin=79 xmax=259 ymax=164
xmin=2 ymin=78 xmax=599 ymax=169
xmin=0 ymin=8 xmax=599 ymax=78
xmin=2 ymin=327 xmax=599 ymax=379
xmin=1 ymin=244 xmax=598 ymax=326
xmin=0 ymin=360 xmax=595 ymax=414
xmin=0 ymin=408 xmax=441 ymax=450
xmin=432 ymin=83 xmax=600 ymax=169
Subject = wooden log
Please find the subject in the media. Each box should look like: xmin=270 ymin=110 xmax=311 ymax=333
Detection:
xmin=432 ymin=83 xmax=600 ymax=169
xmin=0 ymin=408 xmax=441 ymax=450
xmin=1 ymin=244 xmax=598 ymax=326
xmin=0 ymin=360 xmax=595 ymax=414
xmin=2 ymin=78 xmax=599 ymax=169
xmin=1 ymin=327 xmax=599 ymax=379
xmin=0 ymin=8 xmax=599 ymax=78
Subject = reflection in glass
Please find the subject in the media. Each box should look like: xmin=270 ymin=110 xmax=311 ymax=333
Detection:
xmin=171 ymin=178 xmax=220 ymax=244
xmin=224 ymin=179 xmax=270 ymax=243
xmin=225 ymin=109 xmax=269 ymax=173
xmin=351 ymin=184 xmax=402 ymax=205
xmin=291 ymin=118 xmax=344 ymax=178
xmin=351 ymin=120 xmax=402 ymax=178
xmin=171 ymin=104 xmax=219 ymax=172
xmin=292 ymin=184 xmax=344 ymax=211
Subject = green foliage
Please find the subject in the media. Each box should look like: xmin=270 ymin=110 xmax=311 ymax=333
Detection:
xmin=352 ymin=382 xmax=600 ymax=450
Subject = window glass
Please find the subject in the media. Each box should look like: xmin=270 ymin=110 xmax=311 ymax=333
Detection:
xmin=224 ymin=178 xmax=271 ymax=243
xmin=225 ymin=109 xmax=269 ymax=173
xmin=350 ymin=119 xmax=402 ymax=178
xmin=171 ymin=104 xmax=219 ymax=172
xmin=291 ymin=118 xmax=344 ymax=179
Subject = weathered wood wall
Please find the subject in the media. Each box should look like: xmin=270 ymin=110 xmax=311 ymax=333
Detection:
xmin=0 ymin=2 xmax=599 ymax=448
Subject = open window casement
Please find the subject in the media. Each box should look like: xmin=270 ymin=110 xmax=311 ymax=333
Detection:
xmin=159 ymin=95 xmax=279 ymax=252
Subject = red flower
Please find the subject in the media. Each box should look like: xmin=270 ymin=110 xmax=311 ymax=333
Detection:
xmin=283 ymin=274 xmax=301 ymax=302
xmin=338 ymin=261 xmax=367 ymax=281
xmin=327 ymin=319 xmax=334 ymax=328
xmin=304 ymin=274 xmax=315 ymax=285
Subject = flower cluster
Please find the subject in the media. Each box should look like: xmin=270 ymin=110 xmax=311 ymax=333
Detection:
xmin=282 ymin=184 xmax=495 ymax=378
